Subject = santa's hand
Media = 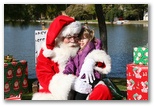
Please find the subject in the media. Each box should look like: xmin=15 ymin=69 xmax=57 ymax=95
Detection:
xmin=72 ymin=78 xmax=92 ymax=94
xmin=79 ymin=58 xmax=95 ymax=84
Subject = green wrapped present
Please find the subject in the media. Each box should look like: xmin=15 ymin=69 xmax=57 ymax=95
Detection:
xmin=133 ymin=47 xmax=148 ymax=65
xmin=4 ymin=60 xmax=29 ymax=99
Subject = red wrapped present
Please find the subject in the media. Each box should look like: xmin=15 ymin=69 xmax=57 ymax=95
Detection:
xmin=127 ymin=63 xmax=148 ymax=100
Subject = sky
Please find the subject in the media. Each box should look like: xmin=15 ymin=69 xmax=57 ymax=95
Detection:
xmin=1 ymin=0 xmax=153 ymax=106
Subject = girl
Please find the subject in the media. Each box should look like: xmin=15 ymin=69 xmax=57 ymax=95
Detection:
xmin=63 ymin=27 xmax=112 ymax=100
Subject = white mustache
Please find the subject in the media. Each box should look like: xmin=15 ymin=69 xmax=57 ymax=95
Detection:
xmin=68 ymin=43 xmax=78 ymax=47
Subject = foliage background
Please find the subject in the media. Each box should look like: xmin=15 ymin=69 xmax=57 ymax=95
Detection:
xmin=4 ymin=4 xmax=148 ymax=22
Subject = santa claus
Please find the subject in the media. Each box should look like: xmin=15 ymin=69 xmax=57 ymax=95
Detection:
xmin=32 ymin=15 xmax=82 ymax=100
xmin=32 ymin=15 xmax=112 ymax=100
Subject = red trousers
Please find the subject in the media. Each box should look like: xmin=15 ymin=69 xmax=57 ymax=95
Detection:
xmin=88 ymin=84 xmax=112 ymax=100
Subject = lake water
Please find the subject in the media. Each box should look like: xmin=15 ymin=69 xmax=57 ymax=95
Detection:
xmin=4 ymin=22 xmax=148 ymax=79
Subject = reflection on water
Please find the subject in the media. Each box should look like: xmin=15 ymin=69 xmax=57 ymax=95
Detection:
xmin=4 ymin=22 xmax=148 ymax=79
xmin=107 ymin=24 xmax=148 ymax=78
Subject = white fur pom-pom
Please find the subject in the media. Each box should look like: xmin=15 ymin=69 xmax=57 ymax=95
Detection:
xmin=43 ymin=49 xmax=55 ymax=57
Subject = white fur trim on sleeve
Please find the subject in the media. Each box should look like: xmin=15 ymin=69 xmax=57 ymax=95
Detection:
xmin=48 ymin=73 xmax=76 ymax=100
xmin=32 ymin=92 xmax=56 ymax=100
xmin=85 ymin=50 xmax=111 ymax=74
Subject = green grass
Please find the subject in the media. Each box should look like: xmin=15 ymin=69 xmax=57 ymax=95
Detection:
xmin=21 ymin=78 xmax=127 ymax=100
xmin=21 ymin=93 xmax=33 ymax=100
xmin=21 ymin=78 xmax=37 ymax=100
xmin=110 ymin=78 xmax=127 ymax=91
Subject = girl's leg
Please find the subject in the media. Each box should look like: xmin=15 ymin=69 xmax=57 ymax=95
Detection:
xmin=87 ymin=83 xmax=112 ymax=100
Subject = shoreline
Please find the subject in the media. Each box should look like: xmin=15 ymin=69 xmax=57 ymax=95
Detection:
xmin=39 ymin=20 xmax=148 ymax=25
xmin=86 ymin=20 xmax=148 ymax=25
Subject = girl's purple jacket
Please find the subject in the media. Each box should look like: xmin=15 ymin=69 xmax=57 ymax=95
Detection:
xmin=63 ymin=39 xmax=102 ymax=79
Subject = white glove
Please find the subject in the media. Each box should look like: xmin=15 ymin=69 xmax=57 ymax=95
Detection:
xmin=72 ymin=77 xmax=92 ymax=94
xmin=79 ymin=58 xmax=95 ymax=84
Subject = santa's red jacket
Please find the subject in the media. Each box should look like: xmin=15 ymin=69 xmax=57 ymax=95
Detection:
xmin=32 ymin=42 xmax=79 ymax=100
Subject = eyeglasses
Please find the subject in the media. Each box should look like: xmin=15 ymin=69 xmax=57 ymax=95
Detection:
xmin=65 ymin=35 xmax=80 ymax=40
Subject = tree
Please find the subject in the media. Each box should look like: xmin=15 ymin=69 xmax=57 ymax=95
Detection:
xmin=123 ymin=4 xmax=148 ymax=20
xmin=95 ymin=4 xmax=107 ymax=52
xmin=4 ymin=4 xmax=148 ymax=21
xmin=84 ymin=4 xmax=96 ymax=20
xmin=65 ymin=4 xmax=96 ymax=20
xmin=65 ymin=4 xmax=85 ymax=20
xmin=46 ymin=4 xmax=66 ymax=19
xmin=4 ymin=4 xmax=29 ymax=21
xmin=4 ymin=4 xmax=67 ymax=21
xmin=105 ymin=4 xmax=123 ymax=23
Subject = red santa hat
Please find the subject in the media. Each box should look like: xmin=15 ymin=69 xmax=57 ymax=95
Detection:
xmin=43 ymin=15 xmax=81 ymax=57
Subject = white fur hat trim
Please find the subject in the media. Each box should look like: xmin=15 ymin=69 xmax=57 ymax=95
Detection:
xmin=59 ymin=21 xmax=81 ymax=37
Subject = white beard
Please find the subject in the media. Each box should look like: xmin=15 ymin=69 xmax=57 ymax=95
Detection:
xmin=52 ymin=42 xmax=79 ymax=73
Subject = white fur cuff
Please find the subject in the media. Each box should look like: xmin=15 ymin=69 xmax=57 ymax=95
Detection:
xmin=48 ymin=73 xmax=76 ymax=100
xmin=85 ymin=50 xmax=111 ymax=74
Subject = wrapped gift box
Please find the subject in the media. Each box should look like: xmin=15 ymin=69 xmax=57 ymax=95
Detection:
xmin=133 ymin=47 xmax=148 ymax=65
xmin=4 ymin=60 xmax=29 ymax=99
xmin=127 ymin=63 xmax=148 ymax=100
